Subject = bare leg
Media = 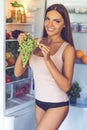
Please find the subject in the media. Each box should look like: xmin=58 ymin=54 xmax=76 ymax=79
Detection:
xmin=35 ymin=104 xmax=46 ymax=125
xmin=36 ymin=106 xmax=69 ymax=130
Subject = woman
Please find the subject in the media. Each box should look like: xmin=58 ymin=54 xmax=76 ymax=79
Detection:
xmin=14 ymin=4 xmax=75 ymax=130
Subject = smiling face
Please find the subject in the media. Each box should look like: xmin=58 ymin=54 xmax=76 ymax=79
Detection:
xmin=44 ymin=10 xmax=65 ymax=37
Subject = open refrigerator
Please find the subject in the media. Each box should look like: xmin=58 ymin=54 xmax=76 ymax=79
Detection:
xmin=0 ymin=0 xmax=46 ymax=130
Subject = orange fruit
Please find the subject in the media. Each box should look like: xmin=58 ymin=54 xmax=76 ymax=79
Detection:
xmin=75 ymin=50 xmax=84 ymax=59
xmin=81 ymin=55 xmax=87 ymax=64
xmin=7 ymin=57 xmax=15 ymax=66
xmin=6 ymin=52 xmax=11 ymax=59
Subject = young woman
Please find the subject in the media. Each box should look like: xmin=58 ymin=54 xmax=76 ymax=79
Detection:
xmin=14 ymin=4 xmax=75 ymax=130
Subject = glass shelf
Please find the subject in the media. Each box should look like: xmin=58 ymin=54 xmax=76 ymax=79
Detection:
xmin=66 ymin=6 xmax=87 ymax=14
xmin=6 ymin=77 xmax=30 ymax=85
xmin=72 ymin=31 xmax=87 ymax=33
xmin=6 ymin=39 xmax=17 ymax=41
xmin=69 ymin=12 xmax=87 ymax=14
xmin=6 ymin=66 xmax=14 ymax=69
xmin=6 ymin=22 xmax=33 ymax=25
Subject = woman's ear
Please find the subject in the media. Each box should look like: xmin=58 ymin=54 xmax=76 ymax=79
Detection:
xmin=63 ymin=24 xmax=65 ymax=28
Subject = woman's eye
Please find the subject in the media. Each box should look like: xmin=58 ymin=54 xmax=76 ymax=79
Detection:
xmin=45 ymin=17 xmax=49 ymax=21
xmin=54 ymin=20 xmax=60 ymax=23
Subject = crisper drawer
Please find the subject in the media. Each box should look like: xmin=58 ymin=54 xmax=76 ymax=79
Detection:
xmin=6 ymin=78 xmax=32 ymax=100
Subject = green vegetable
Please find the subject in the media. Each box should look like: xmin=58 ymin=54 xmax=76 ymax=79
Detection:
xmin=10 ymin=1 xmax=26 ymax=14
xmin=18 ymin=34 xmax=38 ymax=68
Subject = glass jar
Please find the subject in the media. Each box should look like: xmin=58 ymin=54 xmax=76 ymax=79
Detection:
xmin=78 ymin=23 xmax=87 ymax=32
xmin=11 ymin=7 xmax=22 ymax=23
xmin=71 ymin=22 xmax=79 ymax=32
xmin=21 ymin=12 xmax=26 ymax=23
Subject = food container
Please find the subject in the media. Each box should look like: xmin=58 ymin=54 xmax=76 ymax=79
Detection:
xmin=11 ymin=7 xmax=19 ymax=22
xmin=21 ymin=13 xmax=26 ymax=23
xmin=78 ymin=23 xmax=87 ymax=32
xmin=75 ymin=8 xmax=87 ymax=13
xmin=71 ymin=22 xmax=79 ymax=32
xmin=79 ymin=8 xmax=87 ymax=13
xmin=67 ymin=7 xmax=75 ymax=13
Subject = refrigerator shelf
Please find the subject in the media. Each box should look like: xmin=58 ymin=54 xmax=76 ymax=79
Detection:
xmin=6 ymin=38 xmax=17 ymax=42
xmin=6 ymin=22 xmax=34 ymax=26
xmin=6 ymin=66 xmax=14 ymax=69
xmin=6 ymin=77 xmax=31 ymax=85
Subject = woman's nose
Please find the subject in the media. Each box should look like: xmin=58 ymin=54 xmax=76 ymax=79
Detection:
xmin=48 ymin=21 xmax=54 ymax=26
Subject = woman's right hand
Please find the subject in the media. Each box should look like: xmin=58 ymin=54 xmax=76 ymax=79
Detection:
xmin=17 ymin=33 xmax=25 ymax=44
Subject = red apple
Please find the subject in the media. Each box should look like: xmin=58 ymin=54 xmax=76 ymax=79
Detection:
xmin=6 ymin=32 xmax=10 ymax=39
xmin=6 ymin=74 xmax=11 ymax=83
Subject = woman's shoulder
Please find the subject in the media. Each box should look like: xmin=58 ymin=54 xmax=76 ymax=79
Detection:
xmin=64 ymin=41 xmax=75 ymax=50
xmin=63 ymin=41 xmax=75 ymax=57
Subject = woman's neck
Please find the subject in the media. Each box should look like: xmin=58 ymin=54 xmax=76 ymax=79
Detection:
xmin=47 ymin=36 xmax=64 ymax=45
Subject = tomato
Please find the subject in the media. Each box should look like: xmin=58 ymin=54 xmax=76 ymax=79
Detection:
xmin=6 ymin=78 xmax=11 ymax=83
xmin=6 ymin=74 xmax=11 ymax=83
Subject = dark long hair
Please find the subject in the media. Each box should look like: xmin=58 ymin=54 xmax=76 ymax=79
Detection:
xmin=42 ymin=4 xmax=74 ymax=46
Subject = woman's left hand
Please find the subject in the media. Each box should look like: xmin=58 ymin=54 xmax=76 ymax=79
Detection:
xmin=39 ymin=43 xmax=50 ymax=60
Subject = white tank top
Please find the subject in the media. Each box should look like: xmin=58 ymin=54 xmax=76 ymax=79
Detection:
xmin=29 ymin=41 xmax=69 ymax=103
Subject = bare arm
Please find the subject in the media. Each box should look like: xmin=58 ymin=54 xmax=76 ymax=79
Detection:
xmin=14 ymin=33 xmax=39 ymax=77
xmin=39 ymin=44 xmax=75 ymax=92
xmin=14 ymin=53 xmax=28 ymax=77
xmin=14 ymin=37 xmax=45 ymax=77
xmin=14 ymin=33 xmax=28 ymax=77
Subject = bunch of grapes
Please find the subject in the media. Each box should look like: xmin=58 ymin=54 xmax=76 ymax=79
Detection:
xmin=18 ymin=34 xmax=38 ymax=68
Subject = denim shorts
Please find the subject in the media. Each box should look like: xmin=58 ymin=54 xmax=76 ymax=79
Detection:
xmin=35 ymin=99 xmax=69 ymax=111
